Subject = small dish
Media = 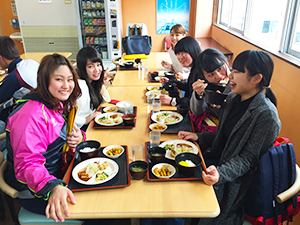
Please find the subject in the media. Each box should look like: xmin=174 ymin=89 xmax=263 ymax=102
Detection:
xmin=103 ymin=145 xmax=125 ymax=159
xmin=149 ymin=123 xmax=167 ymax=132
xmin=151 ymin=163 xmax=176 ymax=179
xmin=103 ymin=106 xmax=119 ymax=113
xmin=147 ymin=86 xmax=160 ymax=91
xmin=123 ymin=61 xmax=134 ymax=68
xmin=154 ymin=77 xmax=161 ymax=81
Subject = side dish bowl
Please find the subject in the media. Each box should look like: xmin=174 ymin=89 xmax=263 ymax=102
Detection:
xmin=149 ymin=123 xmax=167 ymax=132
xmin=103 ymin=145 xmax=125 ymax=159
xmin=151 ymin=163 xmax=176 ymax=179
xmin=76 ymin=140 xmax=101 ymax=161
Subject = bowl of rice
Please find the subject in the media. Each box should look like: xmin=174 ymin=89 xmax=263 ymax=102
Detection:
xmin=175 ymin=153 xmax=201 ymax=176
xmin=76 ymin=140 xmax=101 ymax=161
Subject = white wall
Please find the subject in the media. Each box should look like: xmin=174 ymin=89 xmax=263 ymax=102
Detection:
xmin=15 ymin=0 xmax=77 ymax=26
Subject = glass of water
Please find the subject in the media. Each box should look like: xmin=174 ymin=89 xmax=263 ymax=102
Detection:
xmin=149 ymin=131 xmax=161 ymax=148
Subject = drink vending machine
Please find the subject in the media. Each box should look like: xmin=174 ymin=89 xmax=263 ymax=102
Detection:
xmin=75 ymin=0 xmax=122 ymax=61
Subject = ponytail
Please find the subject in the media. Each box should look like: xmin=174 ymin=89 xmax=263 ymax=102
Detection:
xmin=265 ymin=87 xmax=277 ymax=107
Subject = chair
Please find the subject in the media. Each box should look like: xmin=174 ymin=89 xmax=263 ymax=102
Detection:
xmin=243 ymin=164 xmax=300 ymax=225
xmin=164 ymin=35 xmax=171 ymax=52
xmin=0 ymin=151 xmax=84 ymax=225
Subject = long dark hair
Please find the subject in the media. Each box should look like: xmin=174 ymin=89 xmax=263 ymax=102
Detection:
xmin=174 ymin=36 xmax=201 ymax=69
xmin=196 ymin=48 xmax=228 ymax=80
xmin=76 ymin=47 xmax=104 ymax=110
xmin=232 ymin=50 xmax=277 ymax=106
xmin=0 ymin=36 xmax=20 ymax=59
xmin=35 ymin=54 xmax=81 ymax=113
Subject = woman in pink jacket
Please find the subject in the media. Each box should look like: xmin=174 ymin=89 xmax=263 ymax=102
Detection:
xmin=5 ymin=54 xmax=83 ymax=222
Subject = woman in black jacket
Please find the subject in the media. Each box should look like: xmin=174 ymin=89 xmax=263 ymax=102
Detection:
xmin=159 ymin=36 xmax=201 ymax=106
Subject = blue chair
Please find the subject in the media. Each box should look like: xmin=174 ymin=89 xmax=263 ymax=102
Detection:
xmin=0 ymin=151 xmax=84 ymax=225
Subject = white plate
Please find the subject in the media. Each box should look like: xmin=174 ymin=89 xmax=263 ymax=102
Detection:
xmin=147 ymin=86 xmax=160 ymax=91
xmin=151 ymin=163 xmax=176 ymax=179
xmin=103 ymin=106 xmax=119 ymax=113
xmin=72 ymin=157 xmax=119 ymax=185
xmin=103 ymin=145 xmax=125 ymax=159
xmin=151 ymin=111 xmax=183 ymax=125
xmin=159 ymin=139 xmax=199 ymax=160
xmin=149 ymin=123 xmax=167 ymax=132
xmin=95 ymin=112 xmax=124 ymax=126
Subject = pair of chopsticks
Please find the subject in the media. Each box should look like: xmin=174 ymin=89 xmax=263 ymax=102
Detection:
xmin=194 ymin=143 xmax=208 ymax=174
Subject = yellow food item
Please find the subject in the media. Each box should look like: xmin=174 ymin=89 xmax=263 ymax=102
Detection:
xmin=153 ymin=166 xmax=171 ymax=177
xmin=179 ymin=161 xmax=189 ymax=167
xmin=106 ymin=148 xmax=123 ymax=155
xmin=152 ymin=124 xmax=166 ymax=130
xmin=98 ymin=161 xmax=109 ymax=171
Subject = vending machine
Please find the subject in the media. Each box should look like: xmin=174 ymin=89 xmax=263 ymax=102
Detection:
xmin=75 ymin=0 xmax=123 ymax=61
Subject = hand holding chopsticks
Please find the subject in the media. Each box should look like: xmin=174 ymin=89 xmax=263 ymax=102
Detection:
xmin=202 ymin=165 xmax=219 ymax=186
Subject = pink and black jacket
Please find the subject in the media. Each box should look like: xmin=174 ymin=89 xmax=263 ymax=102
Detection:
xmin=4 ymin=93 xmax=67 ymax=200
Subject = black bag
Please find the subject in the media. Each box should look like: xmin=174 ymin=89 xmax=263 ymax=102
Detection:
xmin=122 ymin=35 xmax=152 ymax=55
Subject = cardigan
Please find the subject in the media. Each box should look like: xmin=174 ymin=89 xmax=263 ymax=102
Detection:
xmin=197 ymin=90 xmax=281 ymax=225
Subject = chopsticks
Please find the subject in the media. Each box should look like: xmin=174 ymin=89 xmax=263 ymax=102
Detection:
xmin=194 ymin=142 xmax=208 ymax=174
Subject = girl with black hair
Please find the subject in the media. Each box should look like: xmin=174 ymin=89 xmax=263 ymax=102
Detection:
xmin=75 ymin=46 xmax=111 ymax=131
xmin=178 ymin=50 xmax=281 ymax=225
xmin=160 ymin=36 xmax=201 ymax=106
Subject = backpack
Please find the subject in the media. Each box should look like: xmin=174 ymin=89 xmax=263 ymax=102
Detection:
xmin=245 ymin=142 xmax=300 ymax=225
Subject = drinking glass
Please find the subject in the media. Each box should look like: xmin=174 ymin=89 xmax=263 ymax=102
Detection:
xmin=149 ymin=131 xmax=161 ymax=148
xmin=152 ymin=99 xmax=161 ymax=113
xmin=131 ymin=143 xmax=144 ymax=161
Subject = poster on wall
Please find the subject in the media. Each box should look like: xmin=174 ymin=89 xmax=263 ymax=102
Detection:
xmin=156 ymin=0 xmax=190 ymax=34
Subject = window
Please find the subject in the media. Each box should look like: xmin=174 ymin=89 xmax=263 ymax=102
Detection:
xmin=219 ymin=0 xmax=247 ymax=33
xmin=218 ymin=0 xmax=300 ymax=61
xmin=285 ymin=0 xmax=300 ymax=58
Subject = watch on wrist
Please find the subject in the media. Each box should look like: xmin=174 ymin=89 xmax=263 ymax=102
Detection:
xmin=171 ymin=98 xmax=177 ymax=106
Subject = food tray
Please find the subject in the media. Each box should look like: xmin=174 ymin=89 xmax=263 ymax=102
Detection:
xmin=149 ymin=110 xmax=195 ymax=133
xmin=148 ymin=72 xmax=160 ymax=83
xmin=92 ymin=106 xmax=137 ymax=129
xmin=118 ymin=65 xmax=138 ymax=70
xmin=66 ymin=146 xmax=130 ymax=192
xmin=145 ymin=142 xmax=203 ymax=181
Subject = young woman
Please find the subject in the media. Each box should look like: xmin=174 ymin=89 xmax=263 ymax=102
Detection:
xmin=161 ymin=24 xmax=190 ymax=81
xmin=189 ymin=48 xmax=231 ymax=133
xmin=178 ymin=50 xmax=281 ymax=225
xmin=75 ymin=46 xmax=111 ymax=131
xmin=4 ymin=54 xmax=83 ymax=223
xmin=159 ymin=36 xmax=201 ymax=106
xmin=190 ymin=48 xmax=231 ymax=117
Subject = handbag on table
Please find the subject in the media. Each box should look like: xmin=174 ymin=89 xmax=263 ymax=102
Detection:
xmin=122 ymin=24 xmax=152 ymax=55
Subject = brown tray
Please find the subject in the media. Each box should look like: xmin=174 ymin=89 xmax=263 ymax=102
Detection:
xmin=149 ymin=110 xmax=195 ymax=134
xmin=66 ymin=146 xmax=131 ymax=192
xmin=92 ymin=106 xmax=137 ymax=129
xmin=144 ymin=142 xmax=203 ymax=181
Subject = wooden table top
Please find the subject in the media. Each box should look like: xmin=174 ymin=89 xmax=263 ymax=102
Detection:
xmin=64 ymin=77 xmax=220 ymax=219
xmin=112 ymin=52 xmax=170 ymax=87
xmin=20 ymin=52 xmax=72 ymax=62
